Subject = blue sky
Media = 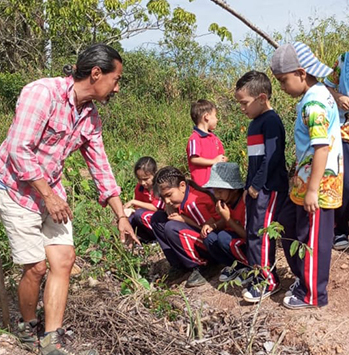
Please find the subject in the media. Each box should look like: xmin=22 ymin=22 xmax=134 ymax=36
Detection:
xmin=121 ymin=0 xmax=349 ymax=50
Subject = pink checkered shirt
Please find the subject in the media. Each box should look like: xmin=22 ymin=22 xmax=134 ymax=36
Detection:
xmin=0 ymin=76 xmax=121 ymax=213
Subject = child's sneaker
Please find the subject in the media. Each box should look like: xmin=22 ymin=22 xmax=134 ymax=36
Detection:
xmin=16 ymin=318 xmax=41 ymax=352
xmin=283 ymin=295 xmax=317 ymax=309
xmin=333 ymin=234 xmax=349 ymax=251
xmin=285 ymin=277 xmax=300 ymax=297
xmin=40 ymin=328 xmax=98 ymax=355
xmin=219 ymin=266 xmax=241 ymax=282
xmin=242 ymin=281 xmax=281 ymax=303
xmin=219 ymin=266 xmax=253 ymax=286
xmin=186 ymin=267 xmax=206 ymax=287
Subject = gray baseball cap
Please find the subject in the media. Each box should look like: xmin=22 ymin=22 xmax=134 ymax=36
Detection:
xmin=270 ymin=42 xmax=332 ymax=78
xmin=203 ymin=162 xmax=244 ymax=190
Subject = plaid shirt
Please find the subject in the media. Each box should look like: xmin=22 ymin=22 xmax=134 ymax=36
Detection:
xmin=0 ymin=76 xmax=121 ymax=213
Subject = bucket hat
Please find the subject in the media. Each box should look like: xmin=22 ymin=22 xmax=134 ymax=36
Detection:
xmin=270 ymin=41 xmax=332 ymax=78
xmin=203 ymin=162 xmax=244 ymax=190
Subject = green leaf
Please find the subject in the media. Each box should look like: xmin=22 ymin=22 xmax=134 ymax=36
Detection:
xmin=298 ymin=244 xmax=306 ymax=259
xmin=138 ymin=278 xmax=151 ymax=290
xmin=89 ymin=250 xmax=103 ymax=264
xmin=290 ymin=240 xmax=299 ymax=257
xmin=89 ymin=233 xmax=99 ymax=244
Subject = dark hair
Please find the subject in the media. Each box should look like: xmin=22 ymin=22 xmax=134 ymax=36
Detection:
xmin=134 ymin=156 xmax=157 ymax=177
xmin=235 ymin=70 xmax=272 ymax=99
xmin=63 ymin=43 xmax=123 ymax=80
xmin=153 ymin=166 xmax=215 ymax=202
xmin=190 ymin=99 xmax=216 ymax=125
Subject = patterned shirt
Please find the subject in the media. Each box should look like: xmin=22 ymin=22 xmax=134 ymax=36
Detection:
xmin=324 ymin=52 xmax=349 ymax=142
xmin=291 ymin=83 xmax=343 ymax=208
xmin=186 ymin=126 xmax=225 ymax=186
xmin=0 ymin=76 xmax=121 ymax=213
xmin=134 ymin=183 xmax=165 ymax=210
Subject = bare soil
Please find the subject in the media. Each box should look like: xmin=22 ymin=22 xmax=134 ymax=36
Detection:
xmin=1 ymin=247 xmax=349 ymax=355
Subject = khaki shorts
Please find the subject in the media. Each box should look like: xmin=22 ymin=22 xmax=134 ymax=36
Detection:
xmin=0 ymin=189 xmax=73 ymax=264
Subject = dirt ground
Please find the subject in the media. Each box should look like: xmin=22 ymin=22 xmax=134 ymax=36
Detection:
xmin=1 ymin=246 xmax=349 ymax=355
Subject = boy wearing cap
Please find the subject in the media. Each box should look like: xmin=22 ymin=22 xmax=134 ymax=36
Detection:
xmin=271 ymin=42 xmax=343 ymax=309
xmin=324 ymin=52 xmax=349 ymax=250
xmin=235 ymin=71 xmax=289 ymax=303
xmin=186 ymin=99 xmax=228 ymax=186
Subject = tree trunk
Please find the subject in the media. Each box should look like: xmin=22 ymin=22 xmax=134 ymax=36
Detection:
xmin=0 ymin=257 xmax=10 ymax=329
xmin=209 ymin=0 xmax=279 ymax=49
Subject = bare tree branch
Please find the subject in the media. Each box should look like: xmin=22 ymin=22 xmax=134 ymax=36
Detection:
xmin=209 ymin=0 xmax=279 ymax=49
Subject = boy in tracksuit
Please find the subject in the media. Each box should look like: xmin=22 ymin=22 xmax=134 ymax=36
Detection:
xmin=234 ymin=71 xmax=289 ymax=303
xmin=324 ymin=52 xmax=349 ymax=250
xmin=271 ymin=42 xmax=343 ymax=309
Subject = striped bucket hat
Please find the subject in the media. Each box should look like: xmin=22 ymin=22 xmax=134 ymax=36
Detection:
xmin=270 ymin=41 xmax=332 ymax=78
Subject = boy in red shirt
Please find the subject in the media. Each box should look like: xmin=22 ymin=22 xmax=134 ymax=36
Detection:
xmin=186 ymin=99 xmax=227 ymax=186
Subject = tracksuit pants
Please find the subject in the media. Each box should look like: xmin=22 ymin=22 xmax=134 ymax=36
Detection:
xmin=246 ymin=189 xmax=287 ymax=290
xmin=334 ymin=141 xmax=349 ymax=236
xmin=150 ymin=211 xmax=210 ymax=269
xmin=203 ymin=230 xmax=247 ymax=267
xmin=279 ymin=196 xmax=334 ymax=307
xmin=129 ymin=208 xmax=156 ymax=243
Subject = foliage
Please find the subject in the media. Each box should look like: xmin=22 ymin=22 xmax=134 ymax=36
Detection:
xmin=0 ymin=0 xmax=197 ymax=72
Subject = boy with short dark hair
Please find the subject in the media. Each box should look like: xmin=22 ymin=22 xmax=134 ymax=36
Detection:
xmin=186 ymin=99 xmax=227 ymax=186
xmin=235 ymin=70 xmax=289 ymax=303
xmin=271 ymin=42 xmax=343 ymax=309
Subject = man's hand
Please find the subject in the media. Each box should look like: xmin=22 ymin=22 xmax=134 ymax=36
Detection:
xmin=118 ymin=217 xmax=141 ymax=247
xmin=44 ymin=193 xmax=73 ymax=224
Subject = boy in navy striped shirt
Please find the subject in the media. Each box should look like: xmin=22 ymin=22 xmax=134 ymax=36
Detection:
xmin=234 ymin=71 xmax=289 ymax=302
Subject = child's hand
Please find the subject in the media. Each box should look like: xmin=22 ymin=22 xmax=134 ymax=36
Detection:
xmin=304 ymin=190 xmax=319 ymax=213
xmin=216 ymin=200 xmax=230 ymax=222
xmin=168 ymin=213 xmax=185 ymax=223
xmin=201 ymin=223 xmax=213 ymax=238
xmin=124 ymin=207 xmax=135 ymax=217
xmin=337 ymin=95 xmax=349 ymax=111
xmin=124 ymin=200 xmax=135 ymax=209
xmin=214 ymin=154 xmax=228 ymax=164
xmin=248 ymin=186 xmax=259 ymax=199
xmin=243 ymin=190 xmax=248 ymax=203
xmin=165 ymin=204 xmax=177 ymax=215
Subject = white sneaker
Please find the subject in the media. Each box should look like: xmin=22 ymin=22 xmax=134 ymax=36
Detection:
xmin=285 ymin=277 xmax=300 ymax=297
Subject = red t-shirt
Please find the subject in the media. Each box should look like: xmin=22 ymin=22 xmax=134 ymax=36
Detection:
xmin=186 ymin=127 xmax=225 ymax=186
xmin=178 ymin=185 xmax=220 ymax=226
xmin=134 ymin=183 xmax=165 ymax=210
xmin=226 ymin=195 xmax=246 ymax=232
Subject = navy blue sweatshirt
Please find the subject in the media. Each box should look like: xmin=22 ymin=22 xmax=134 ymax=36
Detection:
xmin=245 ymin=109 xmax=288 ymax=192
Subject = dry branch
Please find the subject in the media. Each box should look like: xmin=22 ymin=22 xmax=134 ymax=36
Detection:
xmin=210 ymin=0 xmax=279 ymax=49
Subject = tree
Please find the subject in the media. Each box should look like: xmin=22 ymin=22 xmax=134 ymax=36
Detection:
xmin=0 ymin=0 xmax=198 ymax=73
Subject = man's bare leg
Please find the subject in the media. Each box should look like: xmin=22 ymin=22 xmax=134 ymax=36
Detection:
xmin=44 ymin=245 xmax=75 ymax=332
xmin=18 ymin=261 xmax=47 ymax=321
